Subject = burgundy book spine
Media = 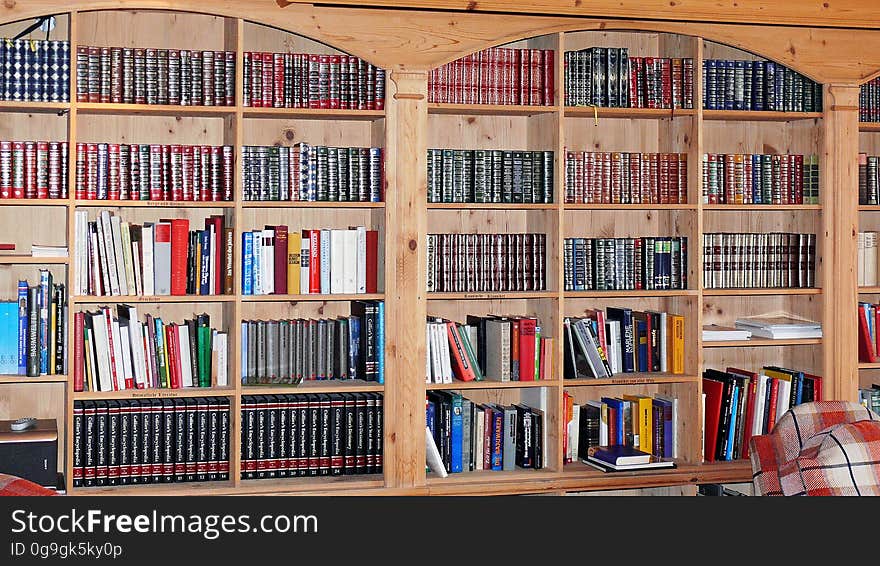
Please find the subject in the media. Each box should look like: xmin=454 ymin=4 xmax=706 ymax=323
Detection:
xmin=273 ymin=52 xmax=284 ymax=109
xmin=261 ymin=52 xmax=273 ymax=108
xmin=108 ymin=143 xmax=120 ymax=200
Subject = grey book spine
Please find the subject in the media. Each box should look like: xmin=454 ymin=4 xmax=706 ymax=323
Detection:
xmin=267 ymin=320 xmax=279 ymax=383
xmin=278 ymin=320 xmax=290 ymax=383
xmin=502 ymin=405 xmax=517 ymax=471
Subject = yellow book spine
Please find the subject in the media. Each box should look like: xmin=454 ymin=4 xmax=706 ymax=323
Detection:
xmin=670 ymin=314 xmax=685 ymax=374
xmin=49 ymin=300 xmax=57 ymax=374
xmin=640 ymin=397 xmax=653 ymax=454
xmin=288 ymin=232 xmax=301 ymax=295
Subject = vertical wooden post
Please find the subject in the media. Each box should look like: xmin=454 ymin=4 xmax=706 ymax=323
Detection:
xmin=823 ymin=84 xmax=860 ymax=402
xmin=383 ymin=67 xmax=428 ymax=489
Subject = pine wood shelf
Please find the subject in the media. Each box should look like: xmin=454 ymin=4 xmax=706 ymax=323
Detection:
xmin=859 ymin=287 xmax=880 ymax=293
xmin=565 ymin=289 xmax=697 ymax=298
xmin=428 ymin=203 xmax=557 ymax=209
xmin=74 ymin=295 xmax=236 ymax=303
xmin=0 ymin=255 xmax=69 ymax=264
xmin=0 ymin=101 xmax=70 ymax=114
xmin=242 ymin=107 xmax=385 ymax=120
xmin=76 ymin=102 xmax=236 ymax=117
xmin=703 ymin=204 xmax=821 ymax=210
xmin=859 ymin=122 xmax=880 ymax=132
xmin=428 ymin=102 xmax=557 ymax=116
xmin=74 ymin=387 xmax=237 ymax=400
xmin=241 ymin=201 xmax=384 ymax=208
xmin=242 ymin=380 xmax=383 ymax=394
xmin=70 ymin=480 xmax=237 ymax=496
xmin=564 ymin=106 xmax=695 ymax=119
xmin=703 ymin=337 xmax=823 ymax=348
xmin=564 ymin=203 xmax=695 ymax=210
xmin=703 ymin=110 xmax=823 ymax=121
xmin=0 ymin=198 xmax=70 ymax=206
xmin=242 ymin=293 xmax=385 ymax=302
xmin=427 ymin=379 xmax=560 ymax=390
xmin=859 ymin=205 xmax=880 ymax=211
xmin=858 ymin=362 xmax=880 ymax=369
xmin=0 ymin=375 xmax=68 ymax=384
xmin=702 ymin=288 xmax=821 ymax=295
xmin=235 ymin=475 xmax=385 ymax=495
xmin=74 ymin=200 xmax=235 ymax=208
xmin=427 ymin=291 xmax=558 ymax=300
xmin=562 ymin=374 xmax=698 ymax=386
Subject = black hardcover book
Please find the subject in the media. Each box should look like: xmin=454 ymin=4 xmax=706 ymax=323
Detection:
xmin=207 ymin=397 xmax=220 ymax=481
xmin=219 ymin=397 xmax=230 ymax=481
xmin=296 ymin=396 xmax=309 ymax=477
xmin=266 ymin=395 xmax=279 ymax=479
xmin=107 ymin=400 xmax=120 ymax=486
xmin=139 ymin=400 xmax=152 ymax=484
xmin=285 ymin=395 xmax=298 ymax=478
xmin=531 ymin=407 xmax=544 ymax=469
xmin=355 ymin=393 xmax=368 ymax=474
xmin=501 ymin=151 xmax=514 ymax=203
xmin=117 ymin=401 xmax=131 ymax=485
xmin=150 ymin=399 xmax=163 ymax=483
xmin=196 ymin=397 xmax=209 ymax=482
xmin=254 ymin=395 xmax=267 ymax=479
xmin=514 ymin=404 xmax=533 ymax=468
xmin=240 ymin=397 xmax=254 ymax=480
xmin=83 ymin=401 xmax=96 ymax=487
xmin=129 ymin=400 xmax=142 ymax=485
xmin=331 ymin=394 xmax=345 ymax=475
xmin=365 ymin=392 xmax=378 ymax=474
xmin=343 ymin=393 xmax=357 ymax=475
xmin=172 ymin=398 xmax=186 ymax=482
xmin=307 ymin=394 xmax=320 ymax=477
xmin=318 ymin=394 xmax=332 ymax=476
xmin=161 ymin=399 xmax=174 ymax=483
xmin=276 ymin=395 xmax=289 ymax=478
xmin=184 ymin=398 xmax=197 ymax=482
xmin=375 ymin=393 xmax=383 ymax=473
xmin=73 ymin=401 xmax=84 ymax=488
xmin=95 ymin=401 xmax=108 ymax=487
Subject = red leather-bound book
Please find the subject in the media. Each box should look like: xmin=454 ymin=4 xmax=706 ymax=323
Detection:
xmin=518 ymin=49 xmax=529 ymax=105
xmin=309 ymin=229 xmax=321 ymax=293
xmin=169 ymin=218 xmax=190 ymax=295
xmin=858 ymin=304 xmax=876 ymax=362
xmin=365 ymin=229 xmax=378 ymax=294
xmin=165 ymin=323 xmax=180 ymax=389
xmin=205 ymin=215 xmax=224 ymax=295
xmin=518 ymin=317 xmax=537 ymax=381
xmin=74 ymin=312 xmax=84 ymax=392
xmin=702 ymin=377 xmax=724 ymax=462
xmin=445 ymin=321 xmax=476 ymax=382
xmin=542 ymin=49 xmax=554 ymax=106
xmin=767 ymin=378 xmax=780 ymax=432
xmin=274 ymin=224 xmax=288 ymax=294
xmin=529 ymin=48 xmax=541 ymax=106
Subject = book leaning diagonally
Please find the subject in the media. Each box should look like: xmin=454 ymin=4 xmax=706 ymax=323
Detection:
xmin=426 ymin=426 xmax=448 ymax=478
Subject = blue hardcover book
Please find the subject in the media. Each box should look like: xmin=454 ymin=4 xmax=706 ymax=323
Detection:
xmin=17 ymin=280 xmax=27 ymax=374
xmin=22 ymin=38 xmax=35 ymax=102
xmin=636 ymin=318 xmax=648 ymax=372
xmin=426 ymin=399 xmax=436 ymax=435
xmin=723 ymin=60 xmax=735 ymax=110
xmin=733 ymin=60 xmax=745 ymax=110
xmin=490 ymin=406 xmax=503 ymax=470
xmin=307 ymin=146 xmax=317 ymax=201
xmin=725 ymin=383 xmax=740 ymax=461
xmin=348 ymin=315 xmax=360 ymax=380
xmin=764 ymin=61 xmax=777 ymax=111
xmin=605 ymin=307 xmax=634 ymax=373
xmin=198 ymin=229 xmax=211 ymax=295
xmin=449 ymin=392 xmax=463 ymax=473
xmin=0 ymin=40 xmax=6 ymax=101
xmin=32 ymin=40 xmax=45 ymax=103
xmin=319 ymin=229 xmax=330 ymax=293
xmin=752 ymin=154 xmax=762 ymax=203
xmin=774 ymin=62 xmax=785 ymax=112
xmin=752 ymin=60 xmax=765 ymax=111
xmin=59 ymin=40 xmax=69 ymax=102
xmin=241 ymin=231 xmax=253 ymax=295
xmin=0 ymin=301 xmax=18 ymax=374
xmin=369 ymin=147 xmax=382 ymax=201
xmin=601 ymin=397 xmax=626 ymax=445
xmin=38 ymin=269 xmax=50 ymax=374
xmin=795 ymin=371 xmax=805 ymax=405
xmin=47 ymin=40 xmax=60 ymax=103
xmin=653 ymin=397 xmax=674 ymax=459
xmin=704 ymin=60 xmax=715 ymax=109
xmin=240 ymin=321 xmax=248 ymax=384
xmin=10 ymin=39 xmax=24 ymax=101
xmin=376 ymin=301 xmax=384 ymax=384
xmin=742 ymin=60 xmax=754 ymax=110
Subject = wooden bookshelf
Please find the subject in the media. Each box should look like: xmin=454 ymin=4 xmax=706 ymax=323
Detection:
xmin=0 ymin=0 xmax=868 ymax=497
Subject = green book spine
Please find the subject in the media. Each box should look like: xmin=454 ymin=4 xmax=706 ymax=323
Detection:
xmin=457 ymin=324 xmax=483 ymax=381
xmin=198 ymin=325 xmax=212 ymax=388
xmin=154 ymin=318 xmax=168 ymax=389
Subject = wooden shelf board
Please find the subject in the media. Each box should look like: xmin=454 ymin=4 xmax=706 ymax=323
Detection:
xmin=74 ymin=387 xmax=236 ymax=400
xmin=427 ymin=380 xmax=560 ymax=390
xmin=242 ymin=380 xmax=383 ymax=395
xmin=564 ymin=106 xmax=695 ymax=119
xmin=75 ymin=200 xmax=234 ymax=208
xmin=428 ymin=203 xmax=557 ymax=210
xmin=564 ymin=203 xmax=696 ymax=210
xmin=427 ymin=291 xmax=558 ymax=300
xmin=702 ymin=288 xmax=821 ymax=295
xmin=0 ymin=101 xmax=70 ymax=114
xmin=704 ymin=204 xmax=821 ymax=210
xmin=565 ymin=289 xmax=697 ymax=298
xmin=703 ymin=110 xmax=823 ymax=121
xmin=74 ymin=295 xmax=235 ymax=304
xmin=703 ymin=337 xmax=823 ymax=347
xmin=562 ymin=374 xmax=698 ymax=386
xmin=71 ymin=480 xmax=237 ymax=496
xmin=242 ymin=201 xmax=384 ymax=208
xmin=242 ymin=293 xmax=384 ymax=302
xmin=859 ymin=205 xmax=880 ymax=211
xmin=859 ymin=122 xmax=880 ymax=132
xmin=858 ymin=362 xmax=880 ymax=369
xmin=0 ymin=375 xmax=68 ymax=384
xmin=76 ymin=102 xmax=236 ymax=117
xmin=0 ymin=255 xmax=68 ymax=264
xmin=860 ymin=287 xmax=880 ymax=294
xmin=243 ymin=107 xmax=385 ymax=120
xmin=236 ymin=475 xmax=384 ymax=495
xmin=0 ymin=198 xmax=69 ymax=206
xmin=428 ymin=103 xmax=558 ymax=116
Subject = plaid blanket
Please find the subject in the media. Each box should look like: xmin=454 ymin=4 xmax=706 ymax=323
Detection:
xmin=750 ymin=401 xmax=880 ymax=496
xmin=0 ymin=473 xmax=57 ymax=496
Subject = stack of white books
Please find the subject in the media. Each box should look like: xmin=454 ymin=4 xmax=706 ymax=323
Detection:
xmin=702 ymin=324 xmax=752 ymax=341
xmin=31 ymin=244 xmax=68 ymax=257
xmin=734 ymin=316 xmax=823 ymax=339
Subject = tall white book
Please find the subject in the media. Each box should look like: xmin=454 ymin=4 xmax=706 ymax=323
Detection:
xmin=109 ymin=214 xmax=128 ymax=295
xmin=330 ymin=229 xmax=346 ymax=294
xmin=343 ymin=229 xmax=359 ymax=294
xmin=153 ymin=221 xmax=172 ymax=296
xmin=299 ymin=235 xmax=310 ymax=295
xmin=142 ymin=223 xmax=155 ymax=296
xmin=356 ymin=226 xmax=367 ymax=293
xmin=178 ymin=324 xmax=193 ymax=387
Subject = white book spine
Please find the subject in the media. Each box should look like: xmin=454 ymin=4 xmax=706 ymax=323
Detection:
xmin=90 ymin=317 xmax=113 ymax=392
xmin=356 ymin=226 xmax=367 ymax=293
xmin=342 ymin=229 xmax=358 ymax=294
xmin=178 ymin=325 xmax=193 ymax=387
xmin=108 ymin=314 xmax=125 ymax=390
xmin=330 ymin=229 xmax=346 ymax=294
xmin=241 ymin=321 xmax=248 ymax=385
xmin=439 ymin=322 xmax=453 ymax=384
xmin=98 ymin=211 xmax=118 ymax=295
xmin=569 ymin=403 xmax=580 ymax=463
xmin=125 ymin=306 xmax=146 ymax=389
xmin=753 ymin=374 xmax=768 ymax=436
xmin=252 ymin=230 xmax=263 ymax=295
xmin=320 ymin=229 xmax=330 ymax=294
xmin=74 ymin=211 xmax=85 ymax=294
xmin=425 ymin=323 xmax=431 ymax=384
xmin=120 ymin=221 xmax=136 ymax=295
xmin=215 ymin=332 xmax=227 ymax=386
xmin=429 ymin=322 xmax=443 ymax=384
xmin=209 ymin=224 xmax=218 ymax=296
xmin=299 ymin=236 xmax=310 ymax=295
xmin=142 ymin=224 xmax=155 ymax=296
xmin=118 ymin=324 xmax=133 ymax=391
xmin=110 ymin=214 xmax=128 ymax=295
xmin=88 ymin=228 xmax=103 ymax=296
xmin=474 ymin=408 xmax=484 ymax=470
xmin=131 ymin=241 xmax=143 ymax=296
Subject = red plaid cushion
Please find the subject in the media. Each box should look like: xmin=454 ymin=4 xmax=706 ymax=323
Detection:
xmin=749 ymin=401 xmax=880 ymax=496
xmin=0 ymin=473 xmax=57 ymax=496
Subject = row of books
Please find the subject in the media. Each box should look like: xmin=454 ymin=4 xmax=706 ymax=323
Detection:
xmin=425 ymin=233 xmax=547 ymax=293
xmin=563 ymin=236 xmax=689 ymax=291
xmin=241 ymin=393 xmax=383 ymax=479
xmin=74 ymin=143 xmax=234 ymax=202
xmin=242 ymin=52 xmax=385 ymax=110
xmin=0 ymin=272 xmax=66 ymax=376
xmin=860 ymin=77 xmax=880 ymax=123
xmin=76 ymin=46 xmax=234 ymax=106
xmin=702 ymin=232 xmax=817 ymax=289
xmin=563 ymin=49 xmax=695 ymax=109
xmin=858 ymin=153 xmax=880 ymax=205
xmin=858 ymin=232 xmax=880 ymax=287
xmin=241 ymin=302 xmax=384 ymax=384
xmin=563 ymin=392 xmax=678 ymax=465
xmin=241 ymin=227 xmax=379 ymax=296
xmin=564 ymin=151 xmax=688 ymax=205
xmin=74 ymin=307 xmax=227 ymax=393
xmin=703 ymin=366 xmax=822 ymax=462
xmin=858 ymin=302 xmax=880 ymax=363
xmin=74 ymin=211 xmax=233 ymax=297
xmin=72 ymin=398 xmax=231 ymax=488
xmin=426 ymin=315 xmax=553 ymax=383
xmin=0 ymin=38 xmax=69 ymax=102
xmin=427 ymin=149 xmax=554 ymax=204
xmin=563 ymin=309 xmax=685 ymax=379
xmin=426 ymin=392 xmax=547 ymax=474
xmin=702 ymin=59 xmax=823 ymax=112
xmin=702 ymin=153 xmax=820 ymax=205
xmin=0 ymin=141 xmax=69 ymax=199
xmin=241 ymin=144 xmax=383 ymax=203
xmin=427 ymin=47 xmax=554 ymax=106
